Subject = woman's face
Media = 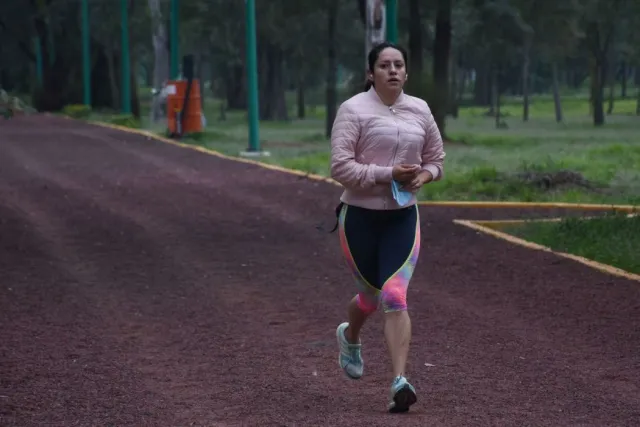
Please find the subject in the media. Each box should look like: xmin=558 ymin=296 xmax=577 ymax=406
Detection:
xmin=369 ymin=47 xmax=407 ymax=92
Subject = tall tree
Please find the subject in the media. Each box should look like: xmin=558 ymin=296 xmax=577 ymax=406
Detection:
xmin=325 ymin=0 xmax=339 ymax=138
xmin=432 ymin=0 xmax=452 ymax=138
xmin=514 ymin=0 xmax=579 ymax=122
xmin=578 ymin=0 xmax=624 ymax=126
xmin=467 ymin=0 xmax=527 ymax=126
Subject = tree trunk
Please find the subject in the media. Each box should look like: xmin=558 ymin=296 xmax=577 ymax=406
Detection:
xmin=449 ymin=53 xmax=459 ymax=118
xmin=325 ymin=0 xmax=339 ymax=138
xmin=225 ymin=64 xmax=246 ymax=110
xmin=129 ymin=56 xmax=141 ymax=119
xmin=489 ymin=67 xmax=497 ymax=116
xmin=258 ymin=43 xmax=287 ymax=121
xmin=607 ymin=54 xmax=615 ymax=115
xmin=196 ymin=53 xmax=206 ymax=110
xmin=297 ymin=68 xmax=305 ymax=119
xmin=636 ymin=83 xmax=640 ymax=116
xmin=458 ymin=68 xmax=467 ymax=101
xmin=607 ymin=77 xmax=614 ymax=115
xmin=258 ymin=45 xmax=269 ymax=118
xmin=620 ymin=61 xmax=627 ymax=98
xmin=551 ymin=62 xmax=563 ymax=123
xmin=407 ymin=0 xmax=423 ymax=74
xmin=495 ymin=91 xmax=501 ymax=129
xmin=522 ymin=36 xmax=531 ymax=121
xmin=591 ymin=58 xmax=606 ymax=126
xmin=271 ymin=48 xmax=288 ymax=121
xmin=91 ymin=45 xmax=122 ymax=111
xmin=432 ymin=0 xmax=451 ymax=138
xmin=585 ymin=22 xmax=611 ymax=126
xmin=106 ymin=47 xmax=119 ymax=110
xmin=148 ymin=0 xmax=169 ymax=122
xmin=493 ymin=68 xmax=500 ymax=128
xmin=474 ymin=62 xmax=491 ymax=106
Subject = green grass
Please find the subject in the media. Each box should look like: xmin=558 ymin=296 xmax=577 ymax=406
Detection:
xmin=498 ymin=213 xmax=640 ymax=275
xmin=77 ymin=87 xmax=640 ymax=206
xmin=425 ymin=103 xmax=640 ymax=204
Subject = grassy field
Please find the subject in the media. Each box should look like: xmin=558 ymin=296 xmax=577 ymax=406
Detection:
xmin=498 ymin=213 xmax=640 ymax=275
xmin=133 ymin=91 xmax=640 ymax=206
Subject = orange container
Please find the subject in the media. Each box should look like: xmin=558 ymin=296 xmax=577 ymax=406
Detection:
xmin=166 ymin=79 xmax=203 ymax=134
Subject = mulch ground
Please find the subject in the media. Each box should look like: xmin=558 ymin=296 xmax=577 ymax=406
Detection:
xmin=1 ymin=114 xmax=639 ymax=427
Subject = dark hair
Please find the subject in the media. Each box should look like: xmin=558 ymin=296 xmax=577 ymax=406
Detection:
xmin=363 ymin=42 xmax=409 ymax=91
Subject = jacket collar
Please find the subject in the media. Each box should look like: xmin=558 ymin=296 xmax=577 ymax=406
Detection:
xmin=367 ymin=86 xmax=406 ymax=107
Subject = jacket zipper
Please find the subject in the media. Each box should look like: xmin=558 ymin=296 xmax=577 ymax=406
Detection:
xmin=387 ymin=106 xmax=400 ymax=209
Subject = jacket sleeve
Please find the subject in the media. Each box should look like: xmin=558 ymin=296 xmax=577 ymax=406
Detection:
xmin=421 ymin=109 xmax=446 ymax=181
xmin=330 ymin=102 xmax=394 ymax=189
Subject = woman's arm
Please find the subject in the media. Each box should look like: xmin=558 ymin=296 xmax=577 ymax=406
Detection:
xmin=420 ymin=109 xmax=446 ymax=182
xmin=330 ymin=102 xmax=394 ymax=189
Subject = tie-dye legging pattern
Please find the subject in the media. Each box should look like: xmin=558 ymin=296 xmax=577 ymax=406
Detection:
xmin=337 ymin=203 xmax=421 ymax=313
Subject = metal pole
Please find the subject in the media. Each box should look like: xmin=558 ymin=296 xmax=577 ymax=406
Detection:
xmin=120 ymin=0 xmax=131 ymax=114
xmin=81 ymin=0 xmax=91 ymax=106
xmin=170 ymin=0 xmax=179 ymax=79
xmin=386 ymin=0 xmax=397 ymax=43
xmin=245 ymin=0 xmax=260 ymax=152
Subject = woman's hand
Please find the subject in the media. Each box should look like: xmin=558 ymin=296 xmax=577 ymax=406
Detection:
xmin=402 ymin=170 xmax=433 ymax=191
xmin=392 ymin=164 xmax=421 ymax=183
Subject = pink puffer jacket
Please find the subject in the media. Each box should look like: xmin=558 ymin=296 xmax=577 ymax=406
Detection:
xmin=330 ymin=87 xmax=446 ymax=210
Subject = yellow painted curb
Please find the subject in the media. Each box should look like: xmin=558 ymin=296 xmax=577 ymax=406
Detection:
xmin=87 ymin=120 xmax=339 ymax=186
xmin=454 ymin=219 xmax=640 ymax=282
xmin=86 ymin=119 xmax=639 ymax=213
xmin=417 ymin=200 xmax=639 ymax=212
xmin=471 ymin=213 xmax=638 ymax=229
xmin=472 ymin=217 xmax=567 ymax=229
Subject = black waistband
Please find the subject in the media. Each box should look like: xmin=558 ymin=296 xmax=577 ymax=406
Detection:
xmin=328 ymin=202 xmax=344 ymax=233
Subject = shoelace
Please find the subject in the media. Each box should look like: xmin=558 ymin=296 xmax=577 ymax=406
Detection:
xmin=348 ymin=345 xmax=361 ymax=360
xmin=392 ymin=375 xmax=405 ymax=386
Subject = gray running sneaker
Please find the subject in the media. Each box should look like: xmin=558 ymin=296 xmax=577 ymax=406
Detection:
xmin=335 ymin=322 xmax=363 ymax=379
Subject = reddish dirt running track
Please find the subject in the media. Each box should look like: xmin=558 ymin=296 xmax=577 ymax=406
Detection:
xmin=1 ymin=115 xmax=639 ymax=427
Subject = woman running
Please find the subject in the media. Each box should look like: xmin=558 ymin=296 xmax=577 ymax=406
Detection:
xmin=330 ymin=41 xmax=445 ymax=413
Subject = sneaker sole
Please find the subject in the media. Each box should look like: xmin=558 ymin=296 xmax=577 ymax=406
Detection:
xmin=336 ymin=325 xmax=362 ymax=380
xmin=388 ymin=384 xmax=417 ymax=413
xmin=341 ymin=365 xmax=362 ymax=380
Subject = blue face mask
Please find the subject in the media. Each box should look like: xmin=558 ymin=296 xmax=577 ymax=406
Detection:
xmin=391 ymin=180 xmax=413 ymax=206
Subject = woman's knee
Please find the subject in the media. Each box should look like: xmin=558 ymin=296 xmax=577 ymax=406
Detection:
xmin=380 ymin=277 xmax=409 ymax=312
xmin=356 ymin=292 xmax=379 ymax=314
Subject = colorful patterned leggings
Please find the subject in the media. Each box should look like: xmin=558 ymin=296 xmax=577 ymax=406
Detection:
xmin=338 ymin=203 xmax=421 ymax=313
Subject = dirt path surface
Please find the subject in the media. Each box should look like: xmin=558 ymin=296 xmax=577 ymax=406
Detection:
xmin=1 ymin=115 xmax=639 ymax=427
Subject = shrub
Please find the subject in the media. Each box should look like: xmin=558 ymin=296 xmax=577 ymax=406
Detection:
xmin=108 ymin=113 xmax=140 ymax=129
xmin=62 ymin=104 xmax=92 ymax=119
